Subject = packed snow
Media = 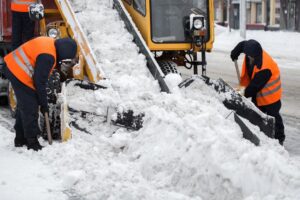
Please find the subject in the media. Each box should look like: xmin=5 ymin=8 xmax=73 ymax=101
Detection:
xmin=214 ymin=24 xmax=300 ymax=67
xmin=0 ymin=0 xmax=300 ymax=200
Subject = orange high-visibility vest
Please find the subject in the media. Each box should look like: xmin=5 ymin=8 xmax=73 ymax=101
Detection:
xmin=240 ymin=50 xmax=282 ymax=106
xmin=11 ymin=0 xmax=36 ymax=12
xmin=4 ymin=37 xmax=56 ymax=90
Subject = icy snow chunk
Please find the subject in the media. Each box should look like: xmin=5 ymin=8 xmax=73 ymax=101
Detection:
xmin=62 ymin=170 xmax=85 ymax=188
xmin=110 ymin=129 xmax=130 ymax=151
xmin=164 ymin=73 xmax=183 ymax=93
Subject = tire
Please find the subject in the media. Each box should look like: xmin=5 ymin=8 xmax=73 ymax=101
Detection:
xmin=47 ymin=69 xmax=61 ymax=104
xmin=39 ymin=70 xmax=62 ymax=140
xmin=157 ymin=60 xmax=179 ymax=75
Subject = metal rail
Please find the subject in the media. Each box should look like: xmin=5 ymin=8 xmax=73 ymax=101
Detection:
xmin=113 ymin=0 xmax=170 ymax=93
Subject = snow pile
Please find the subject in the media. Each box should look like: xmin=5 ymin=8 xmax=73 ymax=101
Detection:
xmin=61 ymin=74 xmax=300 ymax=200
xmin=0 ymin=123 xmax=67 ymax=200
xmin=66 ymin=0 xmax=300 ymax=198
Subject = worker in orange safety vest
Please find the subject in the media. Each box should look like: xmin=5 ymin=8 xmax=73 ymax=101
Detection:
xmin=11 ymin=0 xmax=37 ymax=50
xmin=230 ymin=39 xmax=285 ymax=145
xmin=3 ymin=36 xmax=77 ymax=151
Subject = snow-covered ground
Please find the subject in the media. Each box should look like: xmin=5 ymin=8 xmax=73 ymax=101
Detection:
xmin=0 ymin=1 xmax=300 ymax=200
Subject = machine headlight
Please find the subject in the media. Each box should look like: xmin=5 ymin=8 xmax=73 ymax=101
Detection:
xmin=193 ymin=19 xmax=203 ymax=29
xmin=48 ymin=28 xmax=59 ymax=38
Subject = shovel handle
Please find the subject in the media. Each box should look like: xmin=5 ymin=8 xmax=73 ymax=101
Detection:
xmin=234 ymin=60 xmax=241 ymax=84
xmin=44 ymin=112 xmax=53 ymax=145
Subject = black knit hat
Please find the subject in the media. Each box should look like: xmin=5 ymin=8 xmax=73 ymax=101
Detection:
xmin=243 ymin=39 xmax=262 ymax=57
xmin=55 ymin=38 xmax=77 ymax=62
xmin=243 ymin=39 xmax=263 ymax=68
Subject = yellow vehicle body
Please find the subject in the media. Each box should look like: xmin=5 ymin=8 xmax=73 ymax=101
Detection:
xmin=43 ymin=0 xmax=102 ymax=83
xmin=121 ymin=0 xmax=214 ymax=51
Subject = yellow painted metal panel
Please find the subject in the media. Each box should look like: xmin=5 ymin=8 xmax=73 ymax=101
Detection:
xmin=54 ymin=0 xmax=103 ymax=83
xmin=62 ymin=127 xmax=72 ymax=142
xmin=122 ymin=0 xmax=151 ymax=44
xmin=60 ymin=84 xmax=72 ymax=142
xmin=122 ymin=0 xmax=215 ymax=52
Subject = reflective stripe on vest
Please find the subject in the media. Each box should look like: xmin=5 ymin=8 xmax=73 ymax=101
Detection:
xmin=257 ymin=76 xmax=281 ymax=98
xmin=12 ymin=47 xmax=34 ymax=77
xmin=12 ymin=0 xmax=34 ymax=5
xmin=11 ymin=0 xmax=36 ymax=12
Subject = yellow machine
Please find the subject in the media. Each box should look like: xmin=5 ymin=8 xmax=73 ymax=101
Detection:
xmin=121 ymin=0 xmax=214 ymax=75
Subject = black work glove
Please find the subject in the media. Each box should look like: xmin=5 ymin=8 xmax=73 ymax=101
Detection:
xmin=0 ymin=71 xmax=7 ymax=80
xmin=230 ymin=41 xmax=245 ymax=61
xmin=40 ymin=105 xmax=49 ymax=115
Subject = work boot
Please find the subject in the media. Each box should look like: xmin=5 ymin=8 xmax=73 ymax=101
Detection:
xmin=275 ymin=134 xmax=285 ymax=146
xmin=26 ymin=138 xmax=43 ymax=151
xmin=14 ymin=137 xmax=27 ymax=147
xmin=279 ymin=139 xmax=284 ymax=146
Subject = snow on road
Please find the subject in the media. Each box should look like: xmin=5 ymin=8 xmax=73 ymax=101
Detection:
xmin=214 ymin=25 xmax=300 ymax=63
xmin=0 ymin=0 xmax=300 ymax=200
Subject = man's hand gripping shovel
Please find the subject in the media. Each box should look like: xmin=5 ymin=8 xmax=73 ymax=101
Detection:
xmin=234 ymin=60 xmax=245 ymax=96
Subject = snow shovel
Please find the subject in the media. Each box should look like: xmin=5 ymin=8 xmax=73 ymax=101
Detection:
xmin=234 ymin=60 xmax=241 ymax=84
xmin=44 ymin=112 xmax=53 ymax=145
xmin=179 ymin=76 xmax=275 ymax=138
xmin=234 ymin=113 xmax=260 ymax=146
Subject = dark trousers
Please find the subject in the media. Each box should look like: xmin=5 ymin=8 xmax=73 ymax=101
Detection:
xmin=259 ymin=100 xmax=285 ymax=143
xmin=12 ymin=11 xmax=35 ymax=50
xmin=3 ymin=64 xmax=40 ymax=139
